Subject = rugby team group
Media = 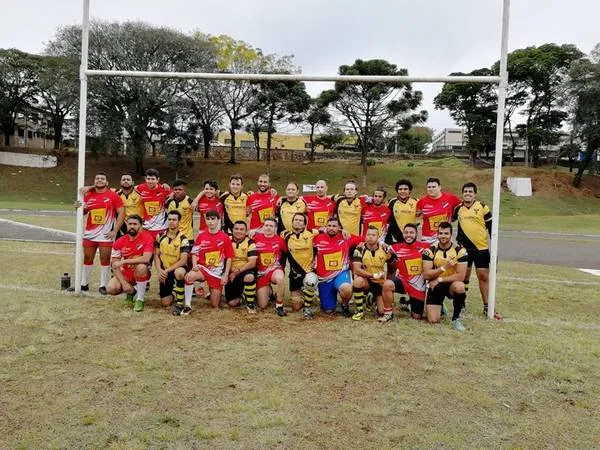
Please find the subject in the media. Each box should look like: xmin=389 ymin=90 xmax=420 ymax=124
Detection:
xmin=73 ymin=168 xmax=501 ymax=330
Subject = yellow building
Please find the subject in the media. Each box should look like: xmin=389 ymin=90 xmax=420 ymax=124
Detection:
xmin=216 ymin=131 xmax=327 ymax=151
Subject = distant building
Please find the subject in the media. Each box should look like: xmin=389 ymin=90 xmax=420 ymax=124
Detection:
xmin=431 ymin=128 xmax=465 ymax=154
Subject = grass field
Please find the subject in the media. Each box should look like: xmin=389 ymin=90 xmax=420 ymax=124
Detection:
xmin=1 ymin=241 xmax=599 ymax=449
xmin=1 ymin=156 xmax=599 ymax=234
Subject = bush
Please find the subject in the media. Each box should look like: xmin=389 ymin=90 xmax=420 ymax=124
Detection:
xmin=366 ymin=158 xmax=376 ymax=166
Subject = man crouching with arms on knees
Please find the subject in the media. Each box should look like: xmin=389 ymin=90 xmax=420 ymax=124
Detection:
xmin=107 ymin=215 xmax=155 ymax=312
xmin=154 ymin=211 xmax=191 ymax=315
xmin=422 ymin=221 xmax=469 ymax=331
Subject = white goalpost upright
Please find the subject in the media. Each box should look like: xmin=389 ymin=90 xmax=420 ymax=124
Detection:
xmin=74 ymin=0 xmax=510 ymax=319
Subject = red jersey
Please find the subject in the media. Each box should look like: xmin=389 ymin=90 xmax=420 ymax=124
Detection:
xmin=361 ymin=202 xmax=391 ymax=240
xmin=111 ymin=230 xmax=155 ymax=267
xmin=390 ymin=240 xmax=430 ymax=300
xmin=83 ymin=189 xmax=123 ymax=242
xmin=197 ymin=196 xmax=225 ymax=232
xmin=247 ymin=191 xmax=279 ymax=232
xmin=313 ymin=232 xmax=362 ymax=281
xmin=416 ymin=192 xmax=461 ymax=238
xmin=303 ymin=194 xmax=336 ymax=231
xmin=135 ymin=183 xmax=172 ymax=232
xmin=191 ymin=230 xmax=233 ymax=278
xmin=253 ymin=233 xmax=287 ymax=277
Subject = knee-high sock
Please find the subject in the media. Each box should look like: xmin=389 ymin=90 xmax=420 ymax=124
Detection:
xmin=243 ymin=280 xmax=256 ymax=307
xmin=174 ymin=279 xmax=185 ymax=305
xmin=184 ymin=284 xmax=194 ymax=307
xmin=302 ymin=287 xmax=317 ymax=307
xmin=353 ymin=288 xmax=365 ymax=313
xmin=82 ymin=264 xmax=93 ymax=286
xmin=453 ymin=293 xmax=466 ymax=320
xmin=135 ymin=281 xmax=148 ymax=301
xmin=100 ymin=265 xmax=110 ymax=288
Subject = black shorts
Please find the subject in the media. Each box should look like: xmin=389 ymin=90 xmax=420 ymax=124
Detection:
xmin=225 ymin=270 xmax=256 ymax=301
xmin=289 ymin=268 xmax=307 ymax=292
xmin=389 ymin=276 xmax=407 ymax=295
xmin=410 ymin=298 xmax=424 ymax=316
xmin=467 ymin=249 xmax=490 ymax=269
xmin=367 ymin=280 xmax=383 ymax=297
xmin=159 ymin=271 xmax=176 ymax=298
xmin=426 ymin=282 xmax=452 ymax=306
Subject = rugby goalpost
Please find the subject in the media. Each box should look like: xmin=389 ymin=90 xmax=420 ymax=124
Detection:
xmin=74 ymin=0 xmax=511 ymax=319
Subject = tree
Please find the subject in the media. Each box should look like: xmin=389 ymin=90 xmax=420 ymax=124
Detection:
xmin=47 ymin=21 xmax=215 ymax=173
xmin=321 ymin=59 xmax=425 ymax=186
xmin=315 ymin=126 xmax=351 ymax=150
xmin=394 ymin=125 xmax=433 ymax=154
xmin=35 ymin=55 xmax=79 ymax=150
xmin=0 ymin=49 xmax=39 ymax=147
xmin=291 ymin=95 xmax=331 ymax=162
xmin=183 ymin=80 xmax=223 ymax=159
xmin=506 ymin=44 xmax=583 ymax=166
xmin=209 ymin=35 xmax=265 ymax=164
xmin=434 ymin=68 xmax=497 ymax=164
xmin=568 ymin=47 xmax=600 ymax=187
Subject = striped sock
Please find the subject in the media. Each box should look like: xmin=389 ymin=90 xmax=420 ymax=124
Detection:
xmin=302 ymin=287 xmax=317 ymax=307
xmin=174 ymin=279 xmax=185 ymax=306
xmin=243 ymin=281 xmax=256 ymax=307
xmin=353 ymin=288 xmax=365 ymax=313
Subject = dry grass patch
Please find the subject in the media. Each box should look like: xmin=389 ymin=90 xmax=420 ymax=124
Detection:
xmin=1 ymin=242 xmax=599 ymax=448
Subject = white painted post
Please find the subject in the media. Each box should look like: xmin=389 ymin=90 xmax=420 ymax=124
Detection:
xmin=488 ymin=0 xmax=511 ymax=318
xmin=74 ymin=0 xmax=90 ymax=293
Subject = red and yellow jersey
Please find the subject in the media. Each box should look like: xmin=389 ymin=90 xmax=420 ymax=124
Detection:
xmin=117 ymin=189 xmax=144 ymax=219
xmin=83 ymin=189 xmax=123 ymax=242
xmin=197 ymin=196 xmax=225 ymax=232
xmin=303 ymin=194 xmax=335 ymax=231
xmin=253 ymin=233 xmax=287 ymax=276
xmin=135 ymin=183 xmax=172 ymax=232
xmin=389 ymin=240 xmax=430 ymax=300
xmin=278 ymin=198 xmax=308 ymax=232
xmin=361 ymin=203 xmax=391 ymax=240
xmin=165 ymin=195 xmax=194 ymax=238
xmin=387 ymin=197 xmax=418 ymax=243
xmin=220 ymin=191 xmax=248 ymax=230
xmin=111 ymin=230 xmax=155 ymax=267
xmin=416 ymin=192 xmax=461 ymax=238
xmin=334 ymin=195 xmax=366 ymax=236
xmin=191 ymin=230 xmax=233 ymax=278
xmin=313 ymin=232 xmax=362 ymax=281
xmin=247 ymin=192 xmax=280 ymax=232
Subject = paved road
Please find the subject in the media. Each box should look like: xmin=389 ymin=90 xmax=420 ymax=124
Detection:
xmin=0 ymin=210 xmax=598 ymax=269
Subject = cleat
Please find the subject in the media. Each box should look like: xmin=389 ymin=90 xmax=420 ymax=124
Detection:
xmin=484 ymin=305 xmax=503 ymax=320
xmin=181 ymin=306 xmax=192 ymax=316
xmin=133 ymin=299 xmax=144 ymax=312
xmin=452 ymin=319 xmax=466 ymax=331
xmin=246 ymin=304 xmax=257 ymax=314
xmin=123 ymin=294 xmax=135 ymax=308
xmin=172 ymin=303 xmax=184 ymax=316
xmin=276 ymin=306 xmax=287 ymax=317
xmin=302 ymin=307 xmax=314 ymax=320
xmin=67 ymin=284 xmax=89 ymax=292
xmin=352 ymin=311 xmax=365 ymax=321
xmin=341 ymin=304 xmax=352 ymax=318
xmin=378 ymin=312 xmax=394 ymax=323
xmin=98 ymin=286 xmax=107 ymax=295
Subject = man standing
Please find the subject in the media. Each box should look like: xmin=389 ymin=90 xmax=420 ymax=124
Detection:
xmin=165 ymin=179 xmax=194 ymax=239
xmin=334 ymin=181 xmax=365 ymax=236
xmin=106 ymin=215 xmax=154 ymax=312
xmin=384 ymin=223 xmax=430 ymax=320
xmin=75 ymin=171 xmax=125 ymax=294
xmin=416 ymin=178 xmax=461 ymax=244
xmin=313 ymin=217 xmax=362 ymax=316
xmin=253 ymin=218 xmax=288 ymax=316
xmin=453 ymin=182 xmax=501 ymax=319
xmin=303 ymin=179 xmax=335 ymax=231
xmin=191 ymin=179 xmax=225 ymax=232
xmin=218 ymin=174 xmax=248 ymax=232
xmin=247 ymin=174 xmax=280 ymax=235
xmin=386 ymin=179 xmax=418 ymax=244
xmin=281 ymin=213 xmax=318 ymax=318
xmin=154 ymin=211 xmax=191 ymax=312
xmin=351 ymin=226 xmax=396 ymax=322
xmin=225 ymin=221 xmax=258 ymax=313
xmin=116 ymin=173 xmax=143 ymax=238
xmin=277 ymin=182 xmax=308 ymax=233
xmin=422 ymin=222 xmax=468 ymax=331
xmin=184 ymin=210 xmax=233 ymax=311
xmin=360 ymin=186 xmax=391 ymax=241
xmin=135 ymin=168 xmax=171 ymax=239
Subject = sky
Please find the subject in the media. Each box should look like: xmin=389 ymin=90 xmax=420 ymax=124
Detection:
xmin=2 ymin=0 xmax=598 ymax=134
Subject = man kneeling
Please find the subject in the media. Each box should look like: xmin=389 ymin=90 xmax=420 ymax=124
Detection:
xmin=107 ymin=215 xmax=154 ymax=312
xmin=422 ymin=221 xmax=468 ymax=331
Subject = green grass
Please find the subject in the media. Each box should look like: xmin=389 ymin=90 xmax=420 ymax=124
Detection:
xmin=0 ymin=214 xmax=76 ymax=232
xmin=1 ymin=242 xmax=599 ymax=448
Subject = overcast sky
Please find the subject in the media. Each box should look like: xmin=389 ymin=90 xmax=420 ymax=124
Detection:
xmin=2 ymin=0 xmax=598 ymax=133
